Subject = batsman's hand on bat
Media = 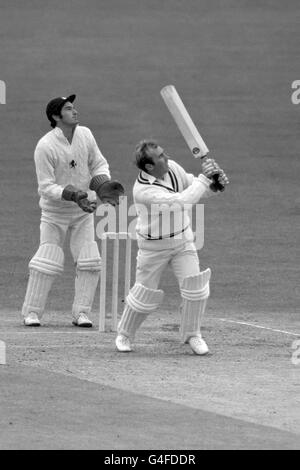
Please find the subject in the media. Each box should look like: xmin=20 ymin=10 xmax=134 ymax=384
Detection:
xmin=201 ymin=158 xmax=229 ymax=192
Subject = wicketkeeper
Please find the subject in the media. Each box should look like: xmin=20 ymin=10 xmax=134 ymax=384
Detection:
xmin=22 ymin=94 xmax=124 ymax=327
xmin=115 ymin=140 xmax=228 ymax=355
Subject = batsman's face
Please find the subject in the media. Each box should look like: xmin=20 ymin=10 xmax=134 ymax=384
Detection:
xmin=60 ymin=102 xmax=79 ymax=126
xmin=146 ymin=146 xmax=169 ymax=179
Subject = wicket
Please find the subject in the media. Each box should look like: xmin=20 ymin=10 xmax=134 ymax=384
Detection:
xmin=99 ymin=232 xmax=132 ymax=332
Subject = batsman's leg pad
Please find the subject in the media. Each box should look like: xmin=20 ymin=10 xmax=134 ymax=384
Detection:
xmin=117 ymin=283 xmax=164 ymax=338
xmin=72 ymin=242 xmax=101 ymax=319
xmin=22 ymin=244 xmax=64 ymax=318
xmin=179 ymin=268 xmax=211 ymax=343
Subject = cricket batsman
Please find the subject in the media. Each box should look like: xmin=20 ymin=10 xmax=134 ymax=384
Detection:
xmin=115 ymin=140 xmax=228 ymax=355
xmin=22 ymin=94 xmax=124 ymax=327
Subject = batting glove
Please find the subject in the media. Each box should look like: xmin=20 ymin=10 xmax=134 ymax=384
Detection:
xmin=216 ymin=169 xmax=229 ymax=187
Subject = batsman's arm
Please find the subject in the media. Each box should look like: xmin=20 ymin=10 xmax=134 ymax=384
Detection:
xmin=171 ymin=159 xmax=227 ymax=194
xmin=136 ymin=174 xmax=213 ymax=208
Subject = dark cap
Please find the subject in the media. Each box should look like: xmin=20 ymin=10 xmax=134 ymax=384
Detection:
xmin=46 ymin=94 xmax=76 ymax=122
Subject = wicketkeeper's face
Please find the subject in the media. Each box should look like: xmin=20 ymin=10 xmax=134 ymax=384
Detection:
xmin=59 ymin=101 xmax=79 ymax=126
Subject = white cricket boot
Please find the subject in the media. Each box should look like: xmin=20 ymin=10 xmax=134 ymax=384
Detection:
xmin=115 ymin=334 xmax=132 ymax=352
xmin=24 ymin=312 xmax=41 ymax=327
xmin=188 ymin=335 xmax=209 ymax=355
xmin=72 ymin=313 xmax=93 ymax=328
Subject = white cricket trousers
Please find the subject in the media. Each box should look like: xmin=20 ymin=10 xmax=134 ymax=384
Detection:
xmin=135 ymin=241 xmax=200 ymax=289
xmin=117 ymin=240 xmax=203 ymax=339
xmin=40 ymin=208 xmax=96 ymax=261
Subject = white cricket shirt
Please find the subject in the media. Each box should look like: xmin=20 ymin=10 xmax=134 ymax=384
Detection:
xmin=133 ymin=159 xmax=213 ymax=250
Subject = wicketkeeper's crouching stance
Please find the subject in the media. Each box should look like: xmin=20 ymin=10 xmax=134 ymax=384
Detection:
xmin=22 ymin=94 xmax=124 ymax=327
xmin=116 ymin=140 xmax=228 ymax=355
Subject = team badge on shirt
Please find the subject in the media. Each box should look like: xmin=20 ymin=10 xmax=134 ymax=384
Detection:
xmin=69 ymin=160 xmax=77 ymax=169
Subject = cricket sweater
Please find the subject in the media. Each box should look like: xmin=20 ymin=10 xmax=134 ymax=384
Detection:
xmin=34 ymin=125 xmax=111 ymax=212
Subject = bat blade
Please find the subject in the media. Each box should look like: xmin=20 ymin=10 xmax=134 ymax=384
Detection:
xmin=160 ymin=85 xmax=209 ymax=158
xmin=160 ymin=85 xmax=225 ymax=191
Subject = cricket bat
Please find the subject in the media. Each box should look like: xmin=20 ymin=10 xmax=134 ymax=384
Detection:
xmin=160 ymin=85 xmax=224 ymax=191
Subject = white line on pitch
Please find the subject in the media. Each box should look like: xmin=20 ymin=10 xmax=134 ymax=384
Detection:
xmin=215 ymin=318 xmax=300 ymax=337
xmin=0 ymin=331 xmax=106 ymax=335
xmin=5 ymin=344 xmax=100 ymax=349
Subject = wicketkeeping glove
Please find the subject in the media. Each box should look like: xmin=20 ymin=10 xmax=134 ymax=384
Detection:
xmin=62 ymin=185 xmax=97 ymax=213
xmin=76 ymin=197 xmax=97 ymax=213
xmin=90 ymin=175 xmax=125 ymax=206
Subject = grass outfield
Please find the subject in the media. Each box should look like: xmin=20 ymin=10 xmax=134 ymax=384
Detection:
xmin=0 ymin=0 xmax=299 ymax=449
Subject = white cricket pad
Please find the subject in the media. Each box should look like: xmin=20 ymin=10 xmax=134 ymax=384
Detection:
xmin=179 ymin=269 xmax=211 ymax=343
xmin=29 ymin=243 xmax=64 ymax=275
xmin=118 ymin=283 xmax=164 ymax=338
xmin=22 ymin=244 xmax=64 ymax=318
xmin=77 ymin=241 xmax=101 ymax=271
xmin=72 ymin=269 xmax=100 ymax=320
xmin=72 ymin=242 xmax=101 ymax=319
xmin=126 ymin=283 xmax=164 ymax=313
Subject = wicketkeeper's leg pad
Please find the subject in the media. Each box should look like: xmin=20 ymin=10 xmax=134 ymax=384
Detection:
xmin=76 ymin=241 xmax=101 ymax=272
xmin=22 ymin=243 xmax=64 ymax=318
xmin=73 ymin=242 xmax=101 ymax=319
xmin=179 ymin=268 xmax=211 ymax=343
xmin=29 ymin=243 xmax=65 ymax=276
xmin=117 ymin=283 xmax=164 ymax=339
